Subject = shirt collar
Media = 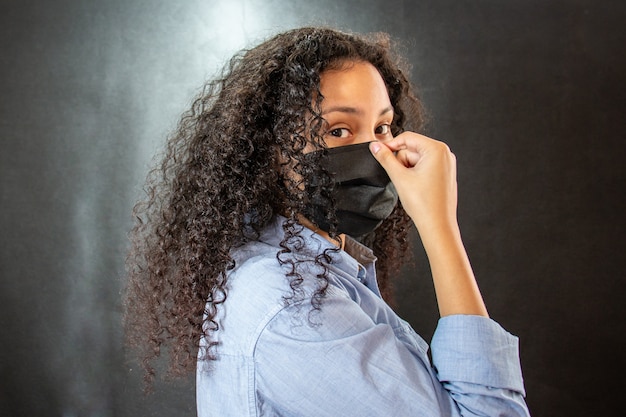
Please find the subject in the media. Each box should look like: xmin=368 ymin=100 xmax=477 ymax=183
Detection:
xmin=258 ymin=216 xmax=378 ymax=288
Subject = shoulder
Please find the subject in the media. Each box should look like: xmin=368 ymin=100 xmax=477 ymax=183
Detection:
xmin=213 ymin=238 xmax=326 ymax=355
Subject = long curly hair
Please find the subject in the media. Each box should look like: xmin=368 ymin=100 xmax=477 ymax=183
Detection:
xmin=123 ymin=27 xmax=426 ymax=386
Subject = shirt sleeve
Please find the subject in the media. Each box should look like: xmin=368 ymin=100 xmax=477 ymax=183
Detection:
xmin=432 ymin=315 xmax=530 ymax=416
xmin=253 ymin=293 xmax=530 ymax=417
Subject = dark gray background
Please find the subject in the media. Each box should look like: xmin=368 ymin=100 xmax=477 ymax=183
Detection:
xmin=1 ymin=0 xmax=624 ymax=416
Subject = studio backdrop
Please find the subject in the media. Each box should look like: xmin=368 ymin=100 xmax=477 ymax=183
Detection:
xmin=1 ymin=0 xmax=624 ymax=416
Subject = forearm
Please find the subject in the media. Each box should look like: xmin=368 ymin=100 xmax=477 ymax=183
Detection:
xmin=417 ymin=220 xmax=488 ymax=318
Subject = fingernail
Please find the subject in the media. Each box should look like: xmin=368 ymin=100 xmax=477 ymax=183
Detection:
xmin=370 ymin=142 xmax=381 ymax=154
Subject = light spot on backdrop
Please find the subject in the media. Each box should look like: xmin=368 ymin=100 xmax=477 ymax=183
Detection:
xmin=55 ymin=1 xmax=286 ymax=414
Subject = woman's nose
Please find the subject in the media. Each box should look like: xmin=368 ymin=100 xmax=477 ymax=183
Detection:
xmin=355 ymin=130 xmax=378 ymax=145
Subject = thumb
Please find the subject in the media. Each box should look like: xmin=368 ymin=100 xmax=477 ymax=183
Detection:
xmin=369 ymin=141 xmax=401 ymax=177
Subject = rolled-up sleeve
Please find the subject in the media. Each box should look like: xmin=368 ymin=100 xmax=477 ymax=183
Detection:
xmin=431 ymin=315 xmax=529 ymax=416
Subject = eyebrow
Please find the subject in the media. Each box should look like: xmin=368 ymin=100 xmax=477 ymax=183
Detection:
xmin=322 ymin=105 xmax=394 ymax=116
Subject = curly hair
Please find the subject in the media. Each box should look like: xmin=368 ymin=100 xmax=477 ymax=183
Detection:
xmin=123 ymin=27 xmax=426 ymax=386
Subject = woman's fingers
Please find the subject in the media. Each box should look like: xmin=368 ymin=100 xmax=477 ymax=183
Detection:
xmin=370 ymin=132 xmax=458 ymax=229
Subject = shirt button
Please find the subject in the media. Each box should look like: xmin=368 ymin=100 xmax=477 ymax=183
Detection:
xmin=356 ymin=265 xmax=366 ymax=282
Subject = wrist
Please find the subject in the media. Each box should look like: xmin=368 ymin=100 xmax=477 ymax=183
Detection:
xmin=412 ymin=213 xmax=460 ymax=246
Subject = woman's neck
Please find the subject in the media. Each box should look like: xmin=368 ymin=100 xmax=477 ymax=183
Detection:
xmin=296 ymin=214 xmax=345 ymax=250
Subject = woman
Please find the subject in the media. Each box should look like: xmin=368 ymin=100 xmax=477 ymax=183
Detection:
xmin=124 ymin=27 xmax=530 ymax=416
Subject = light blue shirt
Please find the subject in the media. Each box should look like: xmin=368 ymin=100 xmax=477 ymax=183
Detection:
xmin=197 ymin=216 xmax=530 ymax=416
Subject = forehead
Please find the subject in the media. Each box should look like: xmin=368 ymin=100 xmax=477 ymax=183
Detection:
xmin=319 ymin=61 xmax=391 ymax=107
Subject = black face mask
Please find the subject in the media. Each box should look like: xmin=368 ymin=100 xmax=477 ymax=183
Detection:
xmin=304 ymin=142 xmax=399 ymax=239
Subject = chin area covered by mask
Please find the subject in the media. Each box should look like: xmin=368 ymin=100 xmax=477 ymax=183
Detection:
xmin=304 ymin=141 xmax=399 ymax=240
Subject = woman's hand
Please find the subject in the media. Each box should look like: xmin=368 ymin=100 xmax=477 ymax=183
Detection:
xmin=369 ymin=132 xmax=458 ymax=233
xmin=370 ymin=132 xmax=489 ymax=318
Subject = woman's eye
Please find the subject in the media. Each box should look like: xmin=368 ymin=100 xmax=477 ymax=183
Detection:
xmin=375 ymin=124 xmax=391 ymax=135
xmin=328 ymin=128 xmax=350 ymax=138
